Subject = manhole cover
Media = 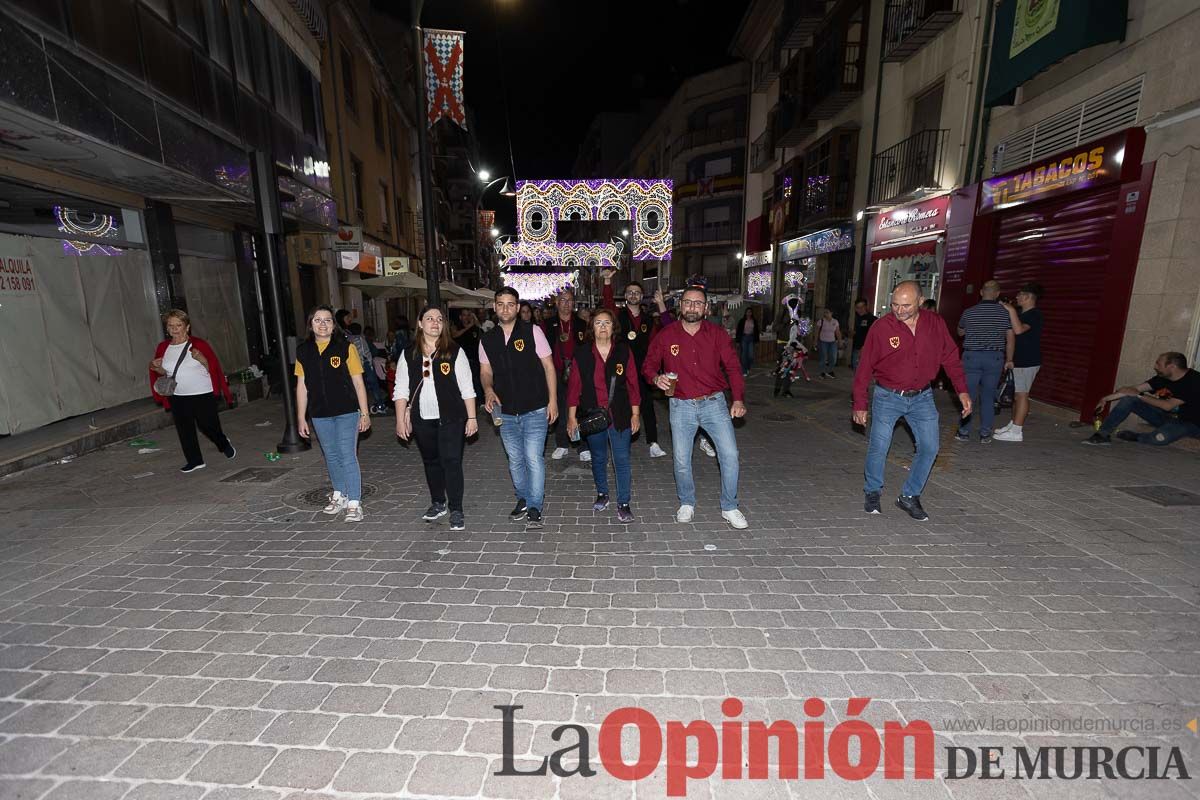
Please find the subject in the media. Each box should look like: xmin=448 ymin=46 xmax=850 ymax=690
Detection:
xmin=763 ymin=413 xmax=797 ymax=422
xmin=220 ymin=467 xmax=294 ymax=483
xmin=296 ymin=483 xmax=380 ymax=507
xmin=1113 ymin=485 xmax=1200 ymax=506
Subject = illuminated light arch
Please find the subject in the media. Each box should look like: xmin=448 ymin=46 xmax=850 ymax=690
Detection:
xmin=498 ymin=240 xmax=620 ymax=267
xmin=514 ymin=179 xmax=672 ymax=261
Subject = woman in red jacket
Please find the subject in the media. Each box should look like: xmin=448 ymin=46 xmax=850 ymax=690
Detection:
xmin=149 ymin=309 xmax=235 ymax=473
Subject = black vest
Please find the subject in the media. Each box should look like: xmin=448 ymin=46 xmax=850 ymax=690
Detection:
xmin=295 ymin=336 xmax=359 ymax=418
xmin=406 ymin=344 xmax=467 ymax=423
xmin=575 ymin=341 xmax=633 ymax=431
xmin=617 ymin=307 xmax=654 ymax=366
xmin=545 ymin=315 xmax=588 ymax=367
xmin=480 ymin=320 xmax=550 ymax=415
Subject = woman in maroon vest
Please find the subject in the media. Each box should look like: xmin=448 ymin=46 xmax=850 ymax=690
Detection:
xmin=566 ymin=309 xmax=641 ymax=523
xmin=394 ymin=306 xmax=478 ymax=531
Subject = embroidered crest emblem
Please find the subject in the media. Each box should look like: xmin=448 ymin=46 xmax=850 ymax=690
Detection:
xmin=513 ymin=339 xmax=525 ymax=352
xmin=329 ymin=356 xmax=342 ymax=368
xmin=889 ymin=336 xmax=900 ymax=349
xmin=439 ymin=362 xmax=451 ymax=376
xmin=670 ymin=344 xmax=680 ymax=356
xmin=615 ymin=363 xmax=624 ymax=376
xmin=577 ymin=331 xmax=585 ymax=341
xmin=627 ymin=330 xmax=637 ymax=341
xmin=640 ymin=324 xmax=648 ymax=333
xmin=559 ymin=333 xmax=569 ymax=343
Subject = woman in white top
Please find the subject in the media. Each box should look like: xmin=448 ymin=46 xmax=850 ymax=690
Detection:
xmin=394 ymin=306 xmax=478 ymax=531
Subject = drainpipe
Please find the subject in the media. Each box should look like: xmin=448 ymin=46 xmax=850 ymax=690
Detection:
xmin=963 ymin=0 xmax=997 ymax=183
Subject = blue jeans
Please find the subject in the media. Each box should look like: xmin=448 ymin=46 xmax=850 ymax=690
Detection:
xmin=362 ymin=366 xmax=385 ymax=405
xmin=865 ymin=388 xmax=940 ymax=497
xmin=1100 ymin=397 xmax=1200 ymax=445
xmin=499 ymin=407 xmax=549 ymax=511
xmin=669 ymin=394 xmax=739 ymax=511
xmin=586 ymin=426 xmax=632 ymax=504
xmin=819 ymin=341 xmax=838 ymax=372
xmin=850 ymin=347 xmax=863 ymax=372
xmin=311 ymin=411 xmax=363 ymax=502
xmin=958 ymin=350 xmax=1004 ymax=437
xmin=739 ymin=337 xmax=754 ymax=374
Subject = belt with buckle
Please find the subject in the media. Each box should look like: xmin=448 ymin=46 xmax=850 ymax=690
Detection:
xmin=878 ymin=385 xmax=927 ymax=398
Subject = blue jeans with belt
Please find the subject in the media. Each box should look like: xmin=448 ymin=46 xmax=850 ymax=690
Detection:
xmin=865 ymin=388 xmax=940 ymax=497
xmin=311 ymin=411 xmax=363 ymax=502
xmin=1100 ymin=397 xmax=1200 ymax=445
xmin=669 ymin=394 xmax=739 ymax=511
xmin=958 ymin=349 xmax=1005 ymax=437
xmin=819 ymin=341 xmax=838 ymax=372
xmin=499 ymin=407 xmax=548 ymax=511
xmin=586 ymin=426 xmax=632 ymax=504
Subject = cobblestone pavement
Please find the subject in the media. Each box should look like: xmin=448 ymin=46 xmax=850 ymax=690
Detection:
xmin=0 ymin=374 xmax=1197 ymax=799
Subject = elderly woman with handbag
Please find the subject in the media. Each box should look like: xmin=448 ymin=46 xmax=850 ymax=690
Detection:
xmin=566 ymin=309 xmax=641 ymax=523
xmin=149 ymin=309 xmax=235 ymax=473
xmin=394 ymin=306 xmax=478 ymax=531
xmin=295 ymin=305 xmax=372 ymax=522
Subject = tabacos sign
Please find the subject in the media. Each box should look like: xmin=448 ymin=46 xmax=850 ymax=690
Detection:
xmin=980 ymin=128 xmax=1143 ymax=213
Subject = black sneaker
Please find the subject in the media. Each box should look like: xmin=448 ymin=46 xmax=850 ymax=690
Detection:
xmin=525 ymin=508 xmax=543 ymax=530
xmin=1081 ymin=433 xmax=1111 ymax=446
xmin=896 ymin=494 xmax=929 ymax=521
xmin=422 ymin=502 xmax=448 ymax=521
xmin=980 ymin=434 xmax=993 ymax=444
xmin=864 ymin=492 xmax=881 ymax=514
xmin=593 ymin=493 xmax=610 ymax=512
xmin=223 ymin=441 xmax=236 ymax=459
xmin=1115 ymin=431 xmax=1140 ymax=443
xmin=828 ymin=371 xmax=836 ymax=378
xmin=954 ymin=432 xmax=970 ymax=442
xmin=179 ymin=463 xmax=206 ymax=474
xmin=449 ymin=511 xmax=465 ymax=531
xmin=509 ymin=499 xmax=527 ymax=521
xmin=616 ymin=504 xmax=634 ymax=523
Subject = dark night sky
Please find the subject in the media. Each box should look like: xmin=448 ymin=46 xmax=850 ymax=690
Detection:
xmin=408 ymin=0 xmax=752 ymax=231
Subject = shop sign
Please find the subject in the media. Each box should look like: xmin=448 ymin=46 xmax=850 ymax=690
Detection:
xmin=332 ymin=225 xmax=362 ymax=252
xmin=872 ymin=195 xmax=951 ymax=246
xmin=980 ymin=131 xmax=1132 ymax=213
xmin=742 ymin=248 xmax=772 ymax=269
xmin=1010 ymin=0 xmax=1060 ymax=57
xmin=0 ymin=252 xmax=37 ymax=296
xmin=778 ymin=225 xmax=854 ymax=262
xmin=384 ymin=257 xmax=410 ymax=276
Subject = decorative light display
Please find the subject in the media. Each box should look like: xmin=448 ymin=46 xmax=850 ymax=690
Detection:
xmin=784 ymin=269 xmax=807 ymax=287
xmin=504 ymin=272 xmax=574 ymax=301
xmin=55 ymin=206 xmax=117 ymax=239
xmin=746 ymin=270 xmax=772 ymax=296
xmin=62 ymin=240 xmax=122 ymax=257
xmin=515 ymin=179 xmax=673 ymax=261
xmin=499 ymin=240 xmax=620 ymax=268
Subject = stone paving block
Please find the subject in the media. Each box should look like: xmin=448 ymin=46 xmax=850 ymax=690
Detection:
xmin=325 ymin=714 xmax=402 ymax=749
xmin=186 ymin=743 xmax=276 ymax=785
xmin=123 ymin=784 xmax=205 ymax=800
xmin=16 ymin=672 xmax=100 ymax=702
xmin=258 ymin=683 xmax=332 ymax=711
xmin=331 ymin=752 xmax=414 ymax=793
xmin=124 ymin=705 xmax=214 ymax=739
xmin=42 ymin=780 xmax=130 ymax=800
xmin=258 ymin=747 xmax=344 ymax=790
xmin=115 ymin=740 xmax=209 ymax=779
xmin=0 ymin=702 xmax=85 ymax=734
xmin=318 ymin=684 xmax=389 ymax=714
xmin=137 ymin=677 xmax=215 ymax=704
xmin=405 ymin=753 xmax=488 ymax=797
xmin=0 ymin=736 xmax=70 ymax=774
xmin=196 ymin=679 xmax=272 ymax=708
xmin=258 ymin=712 xmax=339 ymax=746
xmin=395 ymin=716 xmax=469 ymax=752
xmin=0 ymin=777 xmax=55 ymax=800
xmin=42 ymin=738 xmax=140 ymax=777
xmin=194 ymin=708 xmax=277 ymax=742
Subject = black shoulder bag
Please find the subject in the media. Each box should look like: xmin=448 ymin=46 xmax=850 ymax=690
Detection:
xmin=577 ymin=372 xmax=618 ymax=438
xmin=154 ymin=342 xmax=192 ymax=396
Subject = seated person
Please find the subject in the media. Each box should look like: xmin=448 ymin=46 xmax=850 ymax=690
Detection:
xmin=1084 ymin=351 xmax=1200 ymax=446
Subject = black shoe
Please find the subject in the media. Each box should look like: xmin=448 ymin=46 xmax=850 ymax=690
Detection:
xmin=980 ymin=434 xmax=993 ymax=444
xmin=1081 ymin=433 xmax=1111 ymax=446
xmin=179 ymin=463 xmax=206 ymax=474
xmin=509 ymin=499 xmax=527 ymax=520
xmin=617 ymin=504 xmax=634 ymax=523
xmin=223 ymin=442 xmax=236 ymax=459
xmin=782 ymin=391 xmax=794 ymax=398
xmin=864 ymin=492 xmax=881 ymax=515
xmin=829 ymin=371 xmax=836 ymax=378
xmin=896 ymin=494 xmax=929 ymax=521
xmin=593 ymin=493 xmax=610 ymax=512
xmin=449 ymin=511 xmax=465 ymax=531
xmin=525 ymin=508 xmax=543 ymax=530
xmin=422 ymin=502 xmax=448 ymax=521
xmin=1115 ymin=431 xmax=1140 ymax=443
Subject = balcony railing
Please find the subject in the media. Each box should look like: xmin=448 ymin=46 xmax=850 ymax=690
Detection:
xmin=774 ymin=97 xmax=817 ymax=148
xmin=780 ymin=0 xmax=828 ymax=48
xmin=806 ymin=38 xmax=865 ymax=120
xmin=675 ymin=221 xmax=741 ymax=246
xmin=751 ymin=129 xmax=776 ymax=173
xmin=753 ymin=44 xmax=781 ymax=91
xmin=883 ymin=0 xmax=962 ymax=62
xmin=671 ymin=123 xmax=747 ymax=157
xmin=868 ymin=128 xmax=948 ymax=206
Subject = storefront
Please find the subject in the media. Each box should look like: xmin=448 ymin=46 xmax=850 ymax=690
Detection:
xmin=941 ymin=128 xmax=1154 ymax=419
xmin=865 ymin=195 xmax=951 ymax=316
xmin=777 ymin=225 xmax=856 ymax=328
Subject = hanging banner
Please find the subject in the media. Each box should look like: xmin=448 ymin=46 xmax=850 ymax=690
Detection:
xmin=1010 ymin=0 xmax=1060 ymax=57
xmin=425 ymin=29 xmax=466 ymax=130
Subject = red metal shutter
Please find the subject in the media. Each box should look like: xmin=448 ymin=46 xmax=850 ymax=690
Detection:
xmin=989 ymin=187 xmax=1119 ymax=410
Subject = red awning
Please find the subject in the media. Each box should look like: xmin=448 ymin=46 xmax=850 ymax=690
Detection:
xmin=870 ymin=237 xmax=939 ymax=262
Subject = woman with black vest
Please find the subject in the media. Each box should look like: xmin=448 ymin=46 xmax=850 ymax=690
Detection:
xmin=394 ymin=306 xmax=477 ymax=531
xmin=566 ymin=309 xmax=641 ymax=523
xmin=295 ymin=305 xmax=372 ymax=522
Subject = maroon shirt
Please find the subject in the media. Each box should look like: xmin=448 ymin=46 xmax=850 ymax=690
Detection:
xmin=566 ymin=345 xmax=641 ymax=408
xmin=642 ymin=320 xmax=745 ymax=402
xmin=544 ymin=315 xmax=584 ymax=373
xmin=852 ymin=309 xmax=967 ymax=411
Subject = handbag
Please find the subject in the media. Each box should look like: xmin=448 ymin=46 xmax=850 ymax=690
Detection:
xmin=577 ymin=373 xmax=618 ymax=438
xmin=995 ymin=368 xmax=1015 ymax=412
xmin=153 ymin=341 xmax=192 ymax=396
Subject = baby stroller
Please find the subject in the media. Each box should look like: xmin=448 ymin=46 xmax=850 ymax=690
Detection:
xmin=773 ymin=340 xmax=810 ymax=397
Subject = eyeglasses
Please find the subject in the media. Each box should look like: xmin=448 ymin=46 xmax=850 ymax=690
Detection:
xmin=594 ymin=320 xmax=613 ymax=327
xmin=681 ymin=299 xmax=706 ymax=308
xmin=312 ymin=319 xmax=333 ymax=326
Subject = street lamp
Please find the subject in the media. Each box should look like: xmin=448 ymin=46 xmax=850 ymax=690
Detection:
xmin=490 ymin=227 xmax=500 ymax=238
xmin=479 ymin=169 xmax=491 ymax=182
xmin=475 ymin=176 xmax=513 ymax=289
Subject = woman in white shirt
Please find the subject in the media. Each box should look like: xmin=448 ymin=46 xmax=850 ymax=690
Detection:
xmin=394 ymin=306 xmax=478 ymax=530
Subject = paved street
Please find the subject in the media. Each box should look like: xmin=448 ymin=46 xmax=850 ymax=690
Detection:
xmin=0 ymin=375 xmax=1197 ymax=799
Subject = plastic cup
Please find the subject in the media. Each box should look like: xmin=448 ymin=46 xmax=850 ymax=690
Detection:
xmin=665 ymin=372 xmax=678 ymax=397
xmin=491 ymin=403 xmax=504 ymax=426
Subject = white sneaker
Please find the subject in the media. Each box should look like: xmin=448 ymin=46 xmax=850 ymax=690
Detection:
xmin=580 ymin=449 xmax=591 ymax=462
xmin=698 ymin=438 xmax=716 ymax=458
xmin=995 ymin=422 xmax=1012 ymax=434
xmin=551 ymin=447 xmax=568 ymax=460
xmin=722 ymin=509 xmax=749 ymax=529
xmin=993 ymin=428 xmax=1023 ymax=442
xmin=648 ymin=442 xmax=667 ymax=458
xmin=322 ymin=494 xmax=346 ymax=515
xmin=676 ymin=504 xmax=695 ymax=523
xmin=344 ymin=503 xmax=364 ymax=523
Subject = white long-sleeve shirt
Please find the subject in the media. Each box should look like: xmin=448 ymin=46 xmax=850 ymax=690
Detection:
xmin=393 ymin=348 xmax=476 ymax=420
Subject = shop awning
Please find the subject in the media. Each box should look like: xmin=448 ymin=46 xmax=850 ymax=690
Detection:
xmin=870 ymin=237 xmax=940 ymax=262
xmin=340 ymin=271 xmax=426 ymax=298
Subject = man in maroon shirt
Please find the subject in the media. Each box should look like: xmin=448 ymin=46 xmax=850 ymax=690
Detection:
xmin=852 ymin=281 xmax=970 ymax=521
xmin=643 ymin=286 xmax=749 ymax=528
xmin=544 ymin=288 xmax=589 ymax=462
